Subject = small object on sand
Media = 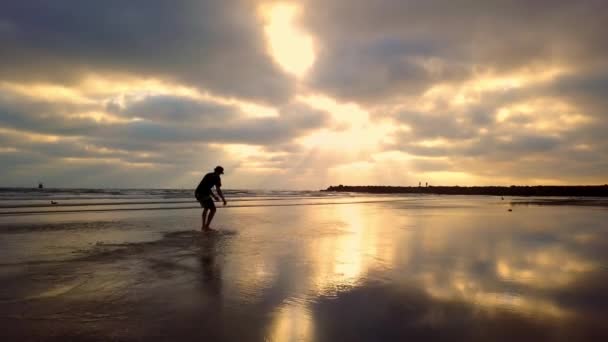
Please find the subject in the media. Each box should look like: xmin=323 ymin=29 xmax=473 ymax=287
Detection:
xmin=508 ymin=208 xmax=512 ymax=212
xmin=51 ymin=200 xmax=58 ymax=205
xmin=501 ymin=196 xmax=504 ymax=200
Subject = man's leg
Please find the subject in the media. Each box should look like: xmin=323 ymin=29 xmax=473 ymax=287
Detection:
xmin=202 ymin=208 xmax=209 ymax=229
xmin=205 ymin=207 xmax=216 ymax=229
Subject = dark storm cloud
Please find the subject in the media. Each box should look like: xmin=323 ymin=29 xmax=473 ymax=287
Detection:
xmin=0 ymin=124 xmax=232 ymax=187
xmin=305 ymin=40 xmax=444 ymax=101
xmin=0 ymin=150 xmax=49 ymax=167
xmin=539 ymin=71 xmax=608 ymax=120
xmin=396 ymin=111 xmax=480 ymax=140
xmin=0 ymin=92 xmax=328 ymax=146
xmin=459 ymin=152 xmax=608 ymax=182
xmin=392 ymin=129 xmax=563 ymax=159
xmin=110 ymin=96 xmax=329 ymax=144
xmin=0 ymin=0 xmax=293 ymax=103
xmin=122 ymin=95 xmax=239 ymax=123
xmin=468 ymin=135 xmax=563 ymax=158
xmin=409 ymin=158 xmax=454 ymax=172
xmin=301 ymin=0 xmax=608 ymax=103
xmin=377 ymin=41 xmax=608 ymax=183
xmin=2 ymin=0 xmax=607 ymax=187
xmin=0 ymin=93 xmax=329 ymax=186
xmin=0 ymin=127 xmax=135 ymax=166
xmin=0 ymin=91 xmax=104 ymax=135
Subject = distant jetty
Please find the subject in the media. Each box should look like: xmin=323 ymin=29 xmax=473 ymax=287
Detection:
xmin=324 ymin=185 xmax=608 ymax=197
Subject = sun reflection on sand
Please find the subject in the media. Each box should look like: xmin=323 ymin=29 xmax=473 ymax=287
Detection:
xmin=308 ymin=205 xmax=380 ymax=291
xmin=268 ymin=303 xmax=314 ymax=342
xmin=260 ymin=204 xmax=403 ymax=340
xmin=2 ymin=198 xmax=606 ymax=339
xmin=258 ymin=201 xmax=603 ymax=336
xmin=258 ymin=203 xmax=600 ymax=334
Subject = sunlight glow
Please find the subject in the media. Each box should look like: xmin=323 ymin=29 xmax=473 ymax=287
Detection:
xmin=297 ymin=94 xmax=396 ymax=153
xmin=0 ymin=81 xmax=95 ymax=104
xmin=268 ymin=304 xmax=313 ymax=342
xmin=214 ymin=144 xmax=287 ymax=172
xmin=496 ymin=99 xmax=592 ymax=132
xmin=418 ymin=171 xmax=476 ymax=185
xmin=2 ymin=75 xmax=279 ymax=119
xmin=82 ymin=75 xmax=279 ymax=118
xmin=0 ymin=127 xmax=62 ymax=143
xmin=261 ymin=3 xmax=315 ymax=77
xmin=61 ymin=157 xmax=157 ymax=168
xmin=423 ymin=66 xmax=568 ymax=108
xmin=416 ymin=138 xmax=451 ymax=148
xmin=69 ymin=111 xmax=134 ymax=124
xmin=298 ymin=94 xmax=368 ymax=126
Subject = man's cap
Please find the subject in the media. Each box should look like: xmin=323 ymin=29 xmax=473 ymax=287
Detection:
xmin=214 ymin=165 xmax=224 ymax=174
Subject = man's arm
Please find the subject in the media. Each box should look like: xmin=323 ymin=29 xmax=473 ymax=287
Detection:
xmin=194 ymin=181 xmax=202 ymax=200
xmin=216 ymin=186 xmax=227 ymax=205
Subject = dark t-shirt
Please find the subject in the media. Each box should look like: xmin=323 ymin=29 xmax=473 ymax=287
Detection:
xmin=195 ymin=172 xmax=221 ymax=198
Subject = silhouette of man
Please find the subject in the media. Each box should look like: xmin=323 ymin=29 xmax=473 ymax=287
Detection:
xmin=195 ymin=166 xmax=227 ymax=231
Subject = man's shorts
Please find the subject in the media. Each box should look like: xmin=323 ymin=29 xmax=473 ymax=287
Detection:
xmin=198 ymin=195 xmax=216 ymax=209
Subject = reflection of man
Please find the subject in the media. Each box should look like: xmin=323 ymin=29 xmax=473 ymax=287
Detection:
xmin=195 ymin=166 xmax=227 ymax=231
xmin=199 ymin=241 xmax=222 ymax=297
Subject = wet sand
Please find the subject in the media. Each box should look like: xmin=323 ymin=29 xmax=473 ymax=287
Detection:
xmin=1 ymin=196 xmax=608 ymax=341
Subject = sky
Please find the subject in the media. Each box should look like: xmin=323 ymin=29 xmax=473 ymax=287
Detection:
xmin=0 ymin=0 xmax=607 ymax=189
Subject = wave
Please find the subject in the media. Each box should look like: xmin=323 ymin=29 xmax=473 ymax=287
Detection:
xmin=0 ymin=198 xmax=411 ymax=217
xmin=0 ymin=188 xmax=335 ymax=201
xmin=0 ymin=196 xmax=354 ymax=209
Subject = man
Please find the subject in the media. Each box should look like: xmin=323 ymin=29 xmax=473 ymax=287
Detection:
xmin=195 ymin=166 xmax=227 ymax=231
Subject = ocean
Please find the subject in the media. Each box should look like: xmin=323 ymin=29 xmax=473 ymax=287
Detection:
xmin=0 ymin=188 xmax=347 ymax=215
xmin=1 ymin=188 xmax=607 ymax=340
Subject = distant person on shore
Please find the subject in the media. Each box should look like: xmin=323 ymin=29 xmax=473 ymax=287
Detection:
xmin=195 ymin=166 xmax=227 ymax=231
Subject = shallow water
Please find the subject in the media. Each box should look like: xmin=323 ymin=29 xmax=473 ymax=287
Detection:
xmin=1 ymin=193 xmax=607 ymax=341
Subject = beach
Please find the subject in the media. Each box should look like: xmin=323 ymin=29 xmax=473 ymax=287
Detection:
xmin=1 ymin=190 xmax=608 ymax=341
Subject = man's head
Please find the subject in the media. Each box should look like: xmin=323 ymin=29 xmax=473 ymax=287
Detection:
xmin=214 ymin=165 xmax=224 ymax=175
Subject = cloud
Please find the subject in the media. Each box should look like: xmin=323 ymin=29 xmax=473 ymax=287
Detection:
xmin=0 ymin=0 xmax=294 ymax=103
xmin=0 ymin=90 xmax=331 ymax=187
xmin=0 ymin=90 xmax=329 ymax=144
xmin=0 ymin=90 xmax=104 ymax=135
xmin=0 ymin=124 xmax=231 ymax=188
xmin=301 ymin=0 xmax=608 ymax=103
xmin=121 ymin=95 xmax=238 ymax=123
xmin=1 ymin=0 xmax=607 ymax=187
xmin=111 ymin=95 xmax=329 ymax=145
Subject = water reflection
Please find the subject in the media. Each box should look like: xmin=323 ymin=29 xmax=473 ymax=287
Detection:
xmin=308 ymin=204 xmax=387 ymax=290
xmin=198 ymin=235 xmax=223 ymax=297
xmin=2 ymin=198 xmax=607 ymax=340
xmin=220 ymin=200 xmax=608 ymax=341
xmin=264 ymin=205 xmax=391 ymax=341
xmin=268 ymin=302 xmax=314 ymax=342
